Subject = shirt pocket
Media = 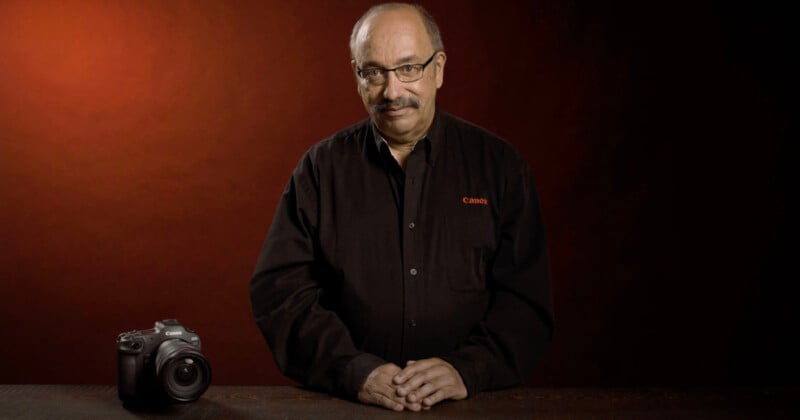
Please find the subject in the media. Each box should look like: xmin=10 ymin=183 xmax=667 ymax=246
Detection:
xmin=444 ymin=207 xmax=496 ymax=292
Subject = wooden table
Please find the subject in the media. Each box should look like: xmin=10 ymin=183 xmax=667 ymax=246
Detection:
xmin=0 ymin=385 xmax=798 ymax=419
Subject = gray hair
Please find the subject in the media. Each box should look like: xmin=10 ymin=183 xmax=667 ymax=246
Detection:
xmin=349 ymin=3 xmax=445 ymax=59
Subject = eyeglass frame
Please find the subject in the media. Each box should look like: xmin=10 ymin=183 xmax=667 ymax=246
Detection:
xmin=356 ymin=51 xmax=440 ymax=85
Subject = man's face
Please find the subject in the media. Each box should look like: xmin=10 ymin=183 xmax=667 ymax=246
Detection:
xmin=351 ymin=8 xmax=446 ymax=144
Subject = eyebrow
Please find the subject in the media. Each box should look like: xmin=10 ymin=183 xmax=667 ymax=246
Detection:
xmin=360 ymin=54 xmax=421 ymax=69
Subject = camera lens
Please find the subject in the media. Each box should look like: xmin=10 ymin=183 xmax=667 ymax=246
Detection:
xmin=155 ymin=339 xmax=211 ymax=402
xmin=174 ymin=361 xmax=199 ymax=386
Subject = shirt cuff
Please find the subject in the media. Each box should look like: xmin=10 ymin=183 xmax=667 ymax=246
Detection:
xmin=337 ymin=352 xmax=387 ymax=400
xmin=441 ymin=347 xmax=490 ymax=398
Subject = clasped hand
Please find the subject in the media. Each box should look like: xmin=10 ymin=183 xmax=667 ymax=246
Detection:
xmin=357 ymin=358 xmax=467 ymax=411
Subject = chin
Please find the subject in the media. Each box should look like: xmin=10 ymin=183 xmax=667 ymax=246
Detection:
xmin=378 ymin=120 xmax=416 ymax=139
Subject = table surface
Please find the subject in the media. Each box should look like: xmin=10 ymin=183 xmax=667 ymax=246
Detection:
xmin=1 ymin=385 xmax=798 ymax=419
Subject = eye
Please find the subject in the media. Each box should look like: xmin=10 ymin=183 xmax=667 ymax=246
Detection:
xmin=400 ymin=65 xmax=417 ymax=73
xmin=361 ymin=68 xmax=382 ymax=78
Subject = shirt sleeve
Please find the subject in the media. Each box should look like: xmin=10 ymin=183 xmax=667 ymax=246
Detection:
xmin=440 ymin=150 xmax=555 ymax=397
xmin=249 ymin=151 xmax=386 ymax=399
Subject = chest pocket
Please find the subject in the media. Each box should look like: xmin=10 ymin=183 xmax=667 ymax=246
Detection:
xmin=443 ymin=195 xmax=497 ymax=292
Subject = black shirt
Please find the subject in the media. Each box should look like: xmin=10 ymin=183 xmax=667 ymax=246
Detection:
xmin=250 ymin=111 xmax=554 ymax=399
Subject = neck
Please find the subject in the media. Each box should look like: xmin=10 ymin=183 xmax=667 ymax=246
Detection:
xmin=386 ymin=140 xmax=417 ymax=170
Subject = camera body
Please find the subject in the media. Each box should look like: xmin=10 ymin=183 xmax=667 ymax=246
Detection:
xmin=117 ymin=319 xmax=211 ymax=403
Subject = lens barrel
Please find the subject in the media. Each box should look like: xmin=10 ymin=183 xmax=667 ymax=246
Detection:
xmin=155 ymin=339 xmax=211 ymax=402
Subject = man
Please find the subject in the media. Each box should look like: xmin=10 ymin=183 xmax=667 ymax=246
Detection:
xmin=250 ymin=2 xmax=554 ymax=412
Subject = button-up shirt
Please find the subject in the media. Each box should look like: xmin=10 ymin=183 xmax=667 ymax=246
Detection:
xmin=250 ymin=111 xmax=554 ymax=399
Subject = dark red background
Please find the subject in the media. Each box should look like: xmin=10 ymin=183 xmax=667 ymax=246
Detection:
xmin=0 ymin=1 xmax=791 ymax=386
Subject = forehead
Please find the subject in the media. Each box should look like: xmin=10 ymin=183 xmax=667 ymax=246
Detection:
xmin=354 ymin=8 xmax=433 ymax=65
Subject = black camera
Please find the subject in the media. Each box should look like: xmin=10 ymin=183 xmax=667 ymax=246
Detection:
xmin=117 ymin=319 xmax=211 ymax=403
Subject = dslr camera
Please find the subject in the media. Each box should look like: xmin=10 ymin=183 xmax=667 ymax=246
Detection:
xmin=117 ymin=319 xmax=211 ymax=403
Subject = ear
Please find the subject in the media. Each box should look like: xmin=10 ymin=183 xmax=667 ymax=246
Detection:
xmin=351 ymin=59 xmax=364 ymax=93
xmin=434 ymin=51 xmax=446 ymax=89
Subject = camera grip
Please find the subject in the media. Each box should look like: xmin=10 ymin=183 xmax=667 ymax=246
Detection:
xmin=117 ymin=354 xmax=139 ymax=401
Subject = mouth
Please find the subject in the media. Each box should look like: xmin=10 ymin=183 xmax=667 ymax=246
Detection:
xmin=382 ymin=106 xmax=410 ymax=115
xmin=382 ymin=106 xmax=411 ymax=116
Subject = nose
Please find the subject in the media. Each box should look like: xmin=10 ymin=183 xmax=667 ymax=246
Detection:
xmin=382 ymin=70 xmax=404 ymax=101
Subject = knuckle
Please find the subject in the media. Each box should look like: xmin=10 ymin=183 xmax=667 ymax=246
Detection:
xmin=427 ymin=393 xmax=442 ymax=404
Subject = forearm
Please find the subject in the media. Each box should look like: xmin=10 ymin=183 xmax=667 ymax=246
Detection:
xmin=250 ymin=153 xmax=387 ymax=399
xmin=442 ymin=297 xmax=553 ymax=395
xmin=251 ymin=258 xmax=387 ymax=398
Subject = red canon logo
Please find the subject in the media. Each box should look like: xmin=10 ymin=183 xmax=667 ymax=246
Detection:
xmin=462 ymin=196 xmax=489 ymax=205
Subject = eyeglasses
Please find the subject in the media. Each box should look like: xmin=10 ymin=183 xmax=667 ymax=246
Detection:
xmin=356 ymin=51 xmax=439 ymax=85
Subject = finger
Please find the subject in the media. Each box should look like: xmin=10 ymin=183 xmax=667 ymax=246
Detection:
xmin=421 ymin=389 xmax=448 ymax=407
xmin=407 ymin=367 xmax=460 ymax=402
xmin=396 ymin=368 xmax=436 ymax=395
xmin=398 ymin=363 xmax=452 ymax=394
xmin=406 ymin=382 xmax=435 ymax=403
xmin=359 ymin=388 xmax=404 ymax=412
xmin=410 ymin=366 xmax=467 ymax=406
xmin=358 ymin=363 xmax=420 ymax=412
xmin=394 ymin=358 xmax=438 ymax=384
xmin=373 ymin=385 xmax=413 ymax=411
xmin=386 ymin=389 xmax=421 ymax=412
xmin=372 ymin=393 xmax=404 ymax=412
xmin=392 ymin=359 xmax=440 ymax=385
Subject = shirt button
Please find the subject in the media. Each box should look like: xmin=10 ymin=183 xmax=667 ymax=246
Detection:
xmin=408 ymin=222 xmax=416 ymax=230
xmin=409 ymin=320 xmax=417 ymax=327
xmin=409 ymin=268 xmax=418 ymax=276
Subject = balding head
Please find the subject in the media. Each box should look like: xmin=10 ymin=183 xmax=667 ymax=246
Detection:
xmin=350 ymin=3 xmax=444 ymax=60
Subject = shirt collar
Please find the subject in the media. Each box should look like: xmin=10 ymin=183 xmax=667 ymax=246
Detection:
xmin=370 ymin=108 xmax=443 ymax=166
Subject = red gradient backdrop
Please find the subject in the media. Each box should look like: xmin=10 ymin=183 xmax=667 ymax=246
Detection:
xmin=0 ymin=1 xmax=791 ymax=386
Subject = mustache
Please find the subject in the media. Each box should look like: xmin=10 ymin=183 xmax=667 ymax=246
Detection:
xmin=372 ymin=97 xmax=421 ymax=113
